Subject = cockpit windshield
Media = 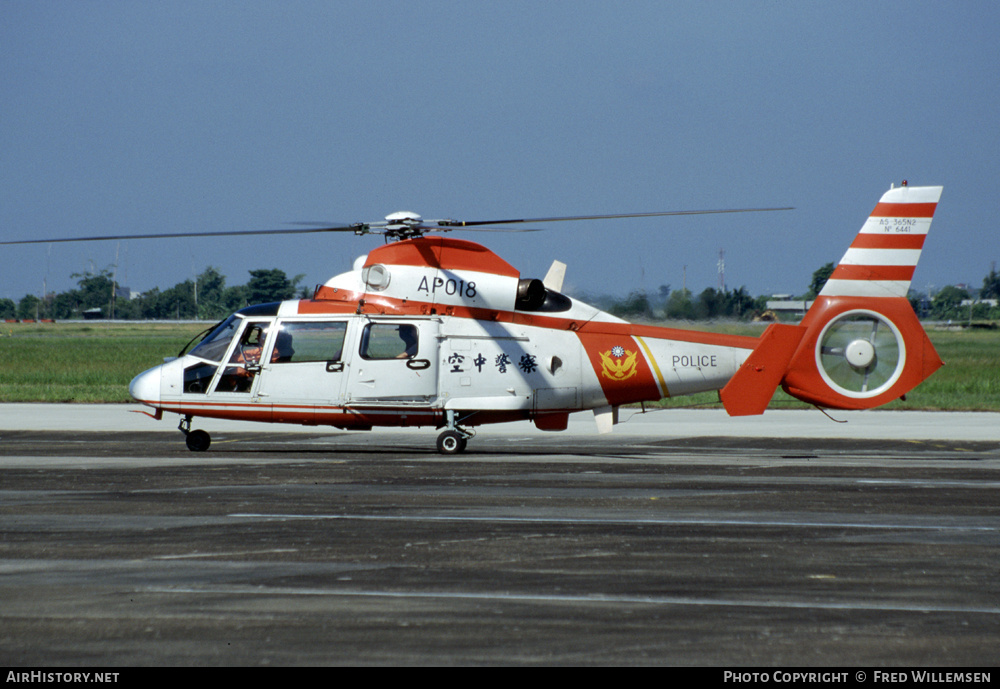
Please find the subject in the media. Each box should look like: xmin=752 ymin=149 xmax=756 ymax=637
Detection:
xmin=188 ymin=315 xmax=242 ymax=362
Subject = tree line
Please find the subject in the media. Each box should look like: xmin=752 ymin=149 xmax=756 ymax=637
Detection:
xmin=916 ymin=265 xmax=1000 ymax=321
xmin=589 ymin=264 xmax=1000 ymax=322
xmin=1 ymin=267 xmax=306 ymax=321
xmin=3 ymin=263 xmax=999 ymax=322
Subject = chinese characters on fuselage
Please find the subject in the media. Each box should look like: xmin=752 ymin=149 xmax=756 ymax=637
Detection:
xmin=447 ymin=351 xmax=537 ymax=374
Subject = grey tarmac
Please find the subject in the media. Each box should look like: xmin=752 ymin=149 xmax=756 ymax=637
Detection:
xmin=1 ymin=406 xmax=998 ymax=665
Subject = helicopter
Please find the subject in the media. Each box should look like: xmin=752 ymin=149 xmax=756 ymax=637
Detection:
xmin=4 ymin=182 xmax=943 ymax=453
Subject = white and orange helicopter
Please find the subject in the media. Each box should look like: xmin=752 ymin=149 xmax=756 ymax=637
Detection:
xmin=7 ymin=183 xmax=943 ymax=453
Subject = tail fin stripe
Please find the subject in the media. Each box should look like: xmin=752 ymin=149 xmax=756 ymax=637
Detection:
xmin=819 ymin=279 xmax=911 ymax=298
xmin=839 ymin=248 xmax=922 ymax=266
xmin=870 ymin=202 xmax=938 ymax=218
xmin=829 ymin=264 xmax=915 ymax=281
xmin=850 ymin=234 xmax=927 ymax=250
xmin=859 ymin=220 xmax=932 ymax=236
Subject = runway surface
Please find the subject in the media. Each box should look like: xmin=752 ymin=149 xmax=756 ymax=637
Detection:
xmin=1 ymin=406 xmax=999 ymax=665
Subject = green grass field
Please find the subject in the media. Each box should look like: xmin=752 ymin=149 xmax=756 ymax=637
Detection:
xmin=0 ymin=322 xmax=207 ymax=403
xmin=1 ymin=320 xmax=997 ymax=409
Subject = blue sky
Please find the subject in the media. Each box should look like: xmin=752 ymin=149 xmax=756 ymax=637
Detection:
xmin=2 ymin=1 xmax=998 ymax=304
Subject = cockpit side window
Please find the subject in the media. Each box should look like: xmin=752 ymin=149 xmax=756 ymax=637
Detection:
xmin=229 ymin=322 xmax=269 ymax=365
xmin=216 ymin=320 xmax=271 ymax=393
xmin=188 ymin=315 xmax=241 ymax=362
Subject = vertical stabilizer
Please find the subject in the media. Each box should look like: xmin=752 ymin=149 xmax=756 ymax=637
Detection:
xmin=820 ymin=183 xmax=943 ymax=298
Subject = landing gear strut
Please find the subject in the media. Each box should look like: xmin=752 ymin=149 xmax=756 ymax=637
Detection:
xmin=436 ymin=410 xmax=473 ymax=454
xmin=179 ymin=415 xmax=211 ymax=452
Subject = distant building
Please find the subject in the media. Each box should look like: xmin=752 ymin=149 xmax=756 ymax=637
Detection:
xmin=961 ymin=299 xmax=998 ymax=307
xmin=766 ymin=300 xmax=812 ymax=315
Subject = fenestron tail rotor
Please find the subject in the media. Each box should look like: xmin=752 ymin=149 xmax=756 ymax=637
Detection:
xmin=1 ymin=206 xmax=793 ymax=245
xmin=817 ymin=311 xmax=903 ymax=395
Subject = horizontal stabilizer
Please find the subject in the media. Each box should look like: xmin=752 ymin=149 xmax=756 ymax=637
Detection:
xmin=720 ymin=323 xmax=807 ymax=416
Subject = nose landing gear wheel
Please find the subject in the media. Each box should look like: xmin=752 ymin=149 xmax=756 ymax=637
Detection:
xmin=436 ymin=430 xmax=467 ymax=454
xmin=179 ymin=416 xmax=211 ymax=452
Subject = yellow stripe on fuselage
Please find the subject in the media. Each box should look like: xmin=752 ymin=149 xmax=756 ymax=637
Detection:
xmin=635 ymin=336 xmax=670 ymax=398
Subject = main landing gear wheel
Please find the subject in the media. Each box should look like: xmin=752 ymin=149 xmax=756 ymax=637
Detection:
xmin=437 ymin=410 xmax=474 ymax=454
xmin=185 ymin=429 xmax=211 ymax=452
xmin=436 ymin=430 xmax=467 ymax=455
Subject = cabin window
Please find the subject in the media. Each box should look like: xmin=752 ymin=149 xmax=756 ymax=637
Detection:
xmin=271 ymin=322 xmax=347 ymax=363
xmin=360 ymin=323 xmax=419 ymax=360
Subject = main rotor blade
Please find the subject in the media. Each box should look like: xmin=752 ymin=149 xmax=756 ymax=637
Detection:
xmin=0 ymin=224 xmax=365 ymax=245
xmin=432 ymin=207 xmax=794 ymax=228
xmin=1 ymin=206 xmax=793 ymax=245
xmin=427 ymin=226 xmax=543 ymax=233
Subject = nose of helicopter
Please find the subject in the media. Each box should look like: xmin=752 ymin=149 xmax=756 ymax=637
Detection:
xmin=129 ymin=366 xmax=161 ymax=405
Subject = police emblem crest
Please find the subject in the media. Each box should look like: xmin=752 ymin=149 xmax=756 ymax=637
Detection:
xmin=599 ymin=346 xmax=638 ymax=381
